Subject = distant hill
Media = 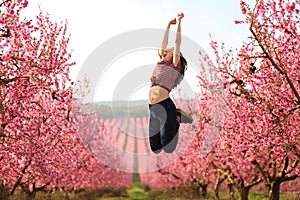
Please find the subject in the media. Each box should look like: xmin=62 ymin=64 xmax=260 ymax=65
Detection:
xmin=90 ymin=100 xmax=149 ymax=119
xmin=93 ymin=100 xmax=148 ymax=107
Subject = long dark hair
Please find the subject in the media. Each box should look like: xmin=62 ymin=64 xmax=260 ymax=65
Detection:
xmin=173 ymin=52 xmax=187 ymax=89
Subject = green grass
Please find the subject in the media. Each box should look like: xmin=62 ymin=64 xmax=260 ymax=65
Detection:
xmin=248 ymin=193 xmax=294 ymax=200
xmin=126 ymin=183 xmax=149 ymax=200
xmin=248 ymin=193 xmax=269 ymax=200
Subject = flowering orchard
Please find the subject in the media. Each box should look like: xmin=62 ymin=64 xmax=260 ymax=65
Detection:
xmin=0 ymin=0 xmax=299 ymax=200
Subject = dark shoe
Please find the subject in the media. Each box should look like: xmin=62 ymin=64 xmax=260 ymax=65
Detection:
xmin=176 ymin=109 xmax=193 ymax=124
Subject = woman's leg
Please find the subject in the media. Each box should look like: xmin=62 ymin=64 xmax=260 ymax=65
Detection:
xmin=149 ymin=104 xmax=166 ymax=154
xmin=159 ymin=98 xmax=180 ymax=153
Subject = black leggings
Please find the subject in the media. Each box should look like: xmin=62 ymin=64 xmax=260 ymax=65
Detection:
xmin=149 ymin=98 xmax=179 ymax=154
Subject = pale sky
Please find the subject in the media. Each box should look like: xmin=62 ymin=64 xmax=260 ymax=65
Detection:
xmin=22 ymin=0 xmax=249 ymax=101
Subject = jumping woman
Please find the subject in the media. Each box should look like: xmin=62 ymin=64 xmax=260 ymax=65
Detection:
xmin=149 ymin=12 xmax=193 ymax=154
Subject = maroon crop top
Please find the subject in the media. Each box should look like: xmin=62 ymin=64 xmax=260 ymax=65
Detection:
xmin=150 ymin=59 xmax=181 ymax=92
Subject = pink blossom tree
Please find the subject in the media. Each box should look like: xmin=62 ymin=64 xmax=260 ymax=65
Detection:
xmin=200 ymin=0 xmax=300 ymax=200
xmin=0 ymin=0 xmax=86 ymax=197
xmin=0 ymin=1 xmax=132 ymax=199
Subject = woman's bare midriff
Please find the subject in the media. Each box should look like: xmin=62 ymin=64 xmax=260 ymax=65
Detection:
xmin=149 ymin=85 xmax=170 ymax=105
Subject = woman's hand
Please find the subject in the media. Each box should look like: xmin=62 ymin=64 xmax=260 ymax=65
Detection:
xmin=168 ymin=18 xmax=176 ymax=26
xmin=176 ymin=12 xmax=184 ymax=21
xmin=168 ymin=12 xmax=184 ymax=27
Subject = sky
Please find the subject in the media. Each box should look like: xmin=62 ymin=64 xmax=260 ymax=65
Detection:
xmin=22 ymin=0 xmax=250 ymax=101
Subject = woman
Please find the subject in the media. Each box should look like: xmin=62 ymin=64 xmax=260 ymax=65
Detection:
xmin=149 ymin=12 xmax=193 ymax=154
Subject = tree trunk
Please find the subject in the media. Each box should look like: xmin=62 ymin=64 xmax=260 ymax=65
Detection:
xmin=269 ymin=182 xmax=280 ymax=200
xmin=228 ymin=183 xmax=235 ymax=200
xmin=200 ymin=183 xmax=208 ymax=199
xmin=240 ymin=187 xmax=250 ymax=200
xmin=21 ymin=184 xmax=36 ymax=200
xmin=191 ymin=184 xmax=200 ymax=198
xmin=21 ymin=182 xmax=49 ymax=200
xmin=238 ymin=177 xmax=262 ymax=200
xmin=0 ymin=183 xmax=10 ymax=200
xmin=214 ymin=176 xmax=224 ymax=200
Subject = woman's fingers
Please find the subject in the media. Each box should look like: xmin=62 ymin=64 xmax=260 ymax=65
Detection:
xmin=178 ymin=12 xmax=184 ymax=17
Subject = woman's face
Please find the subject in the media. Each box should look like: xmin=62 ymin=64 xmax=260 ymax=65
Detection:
xmin=161 ymin=47 xmax=174 ymax=61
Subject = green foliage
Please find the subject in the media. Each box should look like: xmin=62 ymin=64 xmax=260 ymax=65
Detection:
xmin=126 ymin=183 xmax=149 ymax=200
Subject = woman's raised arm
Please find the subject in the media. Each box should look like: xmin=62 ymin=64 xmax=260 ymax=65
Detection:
xmin=173 ymin=12 xmax=184 ymax=66
xmin=159 ymin=18 xmax=176 ymax=57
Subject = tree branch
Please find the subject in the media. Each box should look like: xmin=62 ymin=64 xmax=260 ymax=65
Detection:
xmin=279 ymin=157 xmax=289 ymax=178
xmin=10 ymin=159 xmax=32 ymax=195
xmin=247 ymin=176 xmax=262 ymax=188
xmin=0 ymin=76 xmax=29 ymax=86
xmin=0 ymin=29 xmax=11 ymax=37
xmin=158 ymin=168 xmax=183 ymax=181
xmin=249 ymin=26 xmax=300 ymax=104
xmin=280 ymin=174 xmax=299 ymax=183
xmin=271 ymin=162 xmax=277 ymax=181
xmin=211 ymin=162 xmax=234 ymax=184
xmin=285 ymin=158 xmax=299 ymax=175
xmin=251 ymin=159 xmax=270 ymax=184
xmin=0 ymin=0 xmax=9 ymax=7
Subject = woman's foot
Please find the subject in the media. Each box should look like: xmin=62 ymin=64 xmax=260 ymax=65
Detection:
xmin=176 ymin=109 xmax=193 ymax=124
